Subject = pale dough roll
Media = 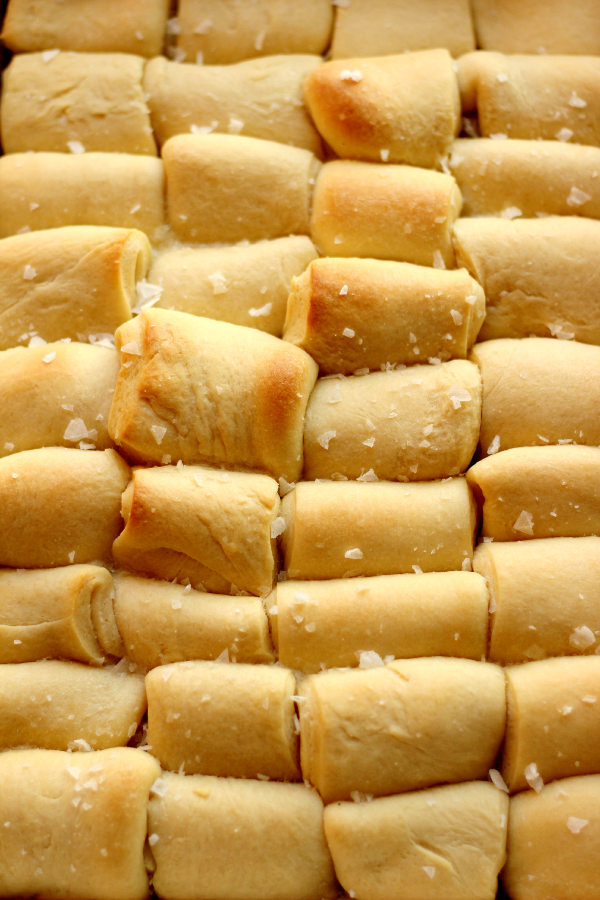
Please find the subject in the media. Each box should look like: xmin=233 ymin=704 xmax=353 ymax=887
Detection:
xmin=453 ymin=216 xmax=600 ymax=344
xmin=0 ymin=341 xmax=118 ymax=456
xmin=299 ymin=658 xmax=506 ymax=803
xmin=0 ymin=747 xmax=160 ymax=900
xmin=0 ymin=447 xmax=130 ymax=568
xmin=449 ymin=138 xmax=600 ymax=218
xmin=502 ymin=657 xmax=600 ymax=793
xmin=324 ymin=781 xmax=508 ymax=900
xmin=0 ymin=659 xmax=146 ymax=751
xmin=472 ymin=338 xmax=600 ymax=455
xmin=163 ymin=133 xmax=320 ymax=244
xmin=149 ymin=236 xmax=317 ymax=337
xmin=310 ymin=160 xmax=461 ymax=267
xmin=458 ymin=51 xmax=600 ymax=145
xmin=109 ymin=308 xmax=317 ymax=482
xmin=1 ymin=0 xmax=169 ymax=55
xmin=0 ymin=152 xmax=166 ymax=241
xmin=270 ymin=571 xmax=489 ymax=673
xmin=1 ymin=51 xmax=156 ymax=154
xmin=467 ymin=446 xmax=600 ymax=541
xmin=113 ymin=572 xmax=274 ymax=668
xmin=112 ymin=464 xmax=279 ymax=597
xmin=148 ymin=773 xmax=336 ymax=900
xmin=503 ymin=775 xmax=600 ymax=900
xmin=329 ymin=0 xmax=475 ymax=58
xmin=147 ymin=661 xmax=299 ymax=780
xmin=303 ymin=361 xmax=482 ymax=482
xmin=175 ymin=0 xmax=333 ymax=64
xmin=0 ymin=564 xmax=116 ymax=666
xmin=281 ymin=478 xmax=476 ymax=580
xmin=144 ymin=54 xmax=322 ymax=155
xmin=470 ymin=0 xmax=600 ymax=54
xmin=283 ymin=257 xmax=485 ymax=373
xmin=474 ymin=537 xmax=600 ymax=664
xmin=303 ymin=50 xmax=460 ymax=168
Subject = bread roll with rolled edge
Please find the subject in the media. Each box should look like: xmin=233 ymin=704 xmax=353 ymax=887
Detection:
xmin=281 ymin=478 xmax=476 ymax=580
xmin=303 ymin=50 xmax=460 ymax=168
xmin=453 ymin=215 xmax=600 ymax=344
xmin=0 ymin=447 xmax=130 ymax=568
xmin=283 ymin=257 xmax=485 ymax=373
xmin=467 ymin=445 xmax=600 ymax=541
xmin=324 ymin=781 xmax=508 ymax=900
xmin=113 ymin=572 xmax=273 ymax=668
xmin=474 ymin=536 xmax=600 ymax=664
xmin=299 ymin=657 xmax=506 ymax=803
xmin=303 ymin=361 xmax=481 ymax=482
xmin=310 ymin=159 xmax=461 ymax=267
xmin=109 ymin=308 xmax=317 ymax=482
xmin=146 ymin=661 xmax=299 ymax=780
xmin=269 ymin=571 xmax=489 ymax=673
xmin=470 ymin=0 xmax=600 ymax=54
xmin=163 ymin=133 xmax=320 ymax=244
xmin=0 ymin=747 xmax=160 ymax=900
xmin=112 ymin=463 xmax=279 ymax=597
xmin=449 ymin=138 xmax=600 ymax=218
xmin=149 ymin=236 xmax=317 ymax=337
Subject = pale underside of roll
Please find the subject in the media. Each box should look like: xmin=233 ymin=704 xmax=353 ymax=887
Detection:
xmin=324 ymin=781 xmax=508 ymax=900
xmin=270 ymin=571 xmax=489 ymax=673
xmin=112 ymin=463 xmax=279 ymax=597
xmin=144 ymin=54 xmax=323 ymax=155
xmin=453 ymin=215 xmax=600 ymax=344
xmin=302 ymin=49 xmax=460 ymax=168
xmin=302 ymin=360 xmax=481 ymax=481
xmin=281 ymin=478 xmax=476 ymax=580
xmin=0 ymin=747 xmax=160 ymax=900
xmin=470 ymin=0 xmax=600 ymax=54
xmin=147 ymin=772 xmax=336 ymax=900
xmin=299 ymin=657 xmax=506 ymax=802
xmin=474 ymin=536 xmax=600 ymax=664
xmin=283 ymin=257 xmax=485 ymax=373
xmin=162 ymin=132 xmax=320 ymax=244
xmin=0 ymin=51 xmax=156 ymax=154
xmin=113 ymin=572 xmax=274 ymax=668
xmin=467 ymin=445 xmax=600 ymax=541
xmin=149 ymin=236 xmax=317 ymax=338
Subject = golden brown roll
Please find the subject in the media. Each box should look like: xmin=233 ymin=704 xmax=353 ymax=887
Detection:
xmin=270 ymin=571 xmax=489 ymax=673
xmin=0 ymin=747 xmax=160 ymax=900
xmin=467 ymin=446 xmax=600 ymax=541
xmin=283 ymin=257 xmax=485 ymax=373
xmin=449 ymin=138 xmax=600 ymax=218
xmin=0 ymin=447 xmax=130 ymax=568
xmin=503 ymin=775 xmax=600 ymax=900
xmin=453 ymin=215 xmax=600 ymax=344
xmin=281 ymin=478 xmax=476 ymax=580
xmin=0 ymin=226 xmax=151 ymax=349
xmin=113 ymin=572 xmax=274 ymax=668
xmin=144 ymin=54 xmax=322 ymax=154
xmin=109 ymin=308 xmax=317 ymax=481
xmin=146 ymin=661 xmax=299 ymax=780
xmin=470 ymin=0 xmax=600 ymax=54
xmin=175 ymin=0 xmax=333 ymax=64
xmin=112 ymin=463 xmax=279 ymax=597
xmin=163 ymin=133 xmax=320 ymax=243
xmin=0 ymin=151 xmax=166 ymax=241
xmin=474 ymin=537 xmax=600 ymax=665
xmin=0 ymin=564 xmax=117 ymax=665
xmin=303 ymin=361 xmax=481 ymax=481
xmin=1 ymin=51 xmax=156 ymax=154
xmin=0 ymin=659 xmax=146 ymax=751
xmin=150 ymin=236 xmax=317 ymax=337
xmin=310 ymin=160 xmax=462 ymax=267
xmin=302 ymin=50 xmax=460 ymax=168
xmin=324 ymin=781 xmax=508 ymax=900
xmin=299 ymin=658 xmax=506 ymax=802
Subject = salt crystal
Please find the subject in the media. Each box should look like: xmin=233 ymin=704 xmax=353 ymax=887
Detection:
xmin=148 ymin=833 xmax=160 ymax=846
xmin=345 ymin=547 xmax=363 ymax=559
xmin=513 ymin=510 xmax=534 ymax=535
xmin=547 ymin=322 xmax=575 ymax=340
xmin=342 ymin=327 xmax=355 ymax=338
xmin=359 ymin=650 xmax=384 ymax=668
xmin=207 ymin=270 xmax=228 ymax=294
xmin=190 ymin=121 xmax=218 ymax=135
xmin=67 ymin=141 xmax=85 ymax=154
xmin=227 ymin=116 xmax=244 ymax=134
xmin=171 ymin=596 xmax=182 ymax=610
xmin=447 ymin=385 xmax=472 ymax=409
xmin=23 ymin=264 xmax=36 ymax=280
xmin=340 ymin=68 xmax=363 ymax=83
xmin=487 ymin=434 xmax=501 ymax=455
xmin=278 ymin=477 xmax=295 ymax=496
xmin=567 ymin=186 xmax=591 ymax=207
xmin=41 ymin=49 xmax=60 ymax=63
xmin=423 ymin=867 xmax=436 ymax=880
xmin=254 ymin=30 xmax=265 ymax=51
xmin=42 ymin=351 xmax=56 ymax=364
xmin=64 ymin=418 xmax=91 ymax=442
xmin=120 ymin=340 xmax=141 ymax=356
xmin=569 ymin=625 xmax=595 ymax=649
xmin=488 ymin=768 xmax=509 ymax=792
xmin=432 ymin=250 xmax=446 ymax=269
xmin=582 ymin=695 xmax=597 ymax=704
xmin=450 ymin=309 xmax=463 ymax=325
xmin=249 ymin=303 xmax=272 ymax=317
xmin=569 ymin=92 xmax=587 ymax=108
xmin=567 ymin=816 xmax=589 ymax=834
xmin=500 ymin=206 xmax=522 ymax=219
xmin=357 ymin=468 xmax=378 ymax=482
xmin=524 ymin=762 xmax=544 ymax=793
xmin=327 ymin=383 xmax=342 ymax=404
xmin=134 ymin=280 xmax=163 ymax=312
xmin=496 ymin=72 xmax=508 ymax=83
xmin=318 ymin=430 xmax=336 ymax=450
xmin=215 ymin=648 xmax=229 ymax=664
xmin=380 ymin=148 xmax=390 ymax=162
xmin=270 ymin=516 xmax=286 ymax=539
xmin=362 ymin=436 xmax=375 ymax=448
xmin=150 ymin=425 xmax=167 ymax=445
xmin=339 ymin=284 xmax=348 ymax=296
xmin=556 ymin=128 xmax=573 ymax=142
